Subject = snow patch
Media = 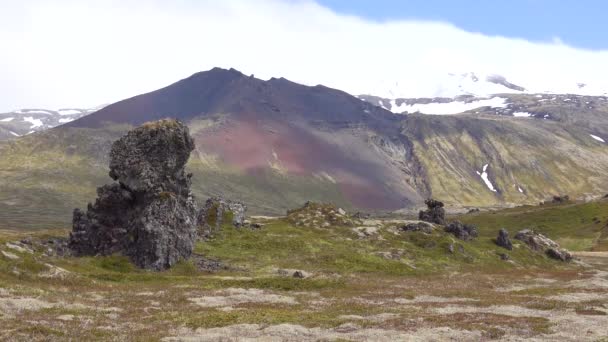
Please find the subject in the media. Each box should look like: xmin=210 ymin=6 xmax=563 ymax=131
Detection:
xmin=23 ymin=117 xmax=43 ymax=128
xmin=9 ymin=131 xmax=20 ymax=137
xmin=513 ymin=112 xmax=532 ymax=117
xmin=518 ymin=186 xmax=524 ymax=193
xmin=476 ymin=163 xmax=497 ymax=192
xmin=590 ymin=134 xmax=605 ymax=143
xmin=392 ymin=97 xmax=507 ymax=115
xmin=0 ymin=117 xmax=14 ymax=122
xmin=58 ymin=109 xmax=82 ymax=115
xmin=58 ymin=118 xmax=74 ymax=123
xmin=21 ymin=110 xmax=52 ymax=115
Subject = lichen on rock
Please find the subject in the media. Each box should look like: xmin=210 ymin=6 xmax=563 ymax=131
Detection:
xmin=69 ymin=119 xmax=198 ymax=270
xmin=197 ymin=197 xmax=247 ymax=239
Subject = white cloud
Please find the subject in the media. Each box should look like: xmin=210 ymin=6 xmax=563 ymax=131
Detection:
xmin=1 ymin=0 xmax=608 ymax=111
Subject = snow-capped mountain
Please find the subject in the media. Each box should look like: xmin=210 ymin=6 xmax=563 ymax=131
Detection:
xmin=359 ymin=71 xmax=608 ymax=116
xmin=363 ymin=71 xmax=608 ymax=107
xmin=0 ymin=106 xmax=105 ymax=140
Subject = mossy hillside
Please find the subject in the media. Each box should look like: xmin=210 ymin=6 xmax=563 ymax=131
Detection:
xmin=456 ymin=199 xmax=608 ymax=251
xmin=197 ymin=216 xmax=563 ymax=277
xmin=402 ymin=114 xmax=608 ymax=207
xmin=0 ymin=122 xmax=354 ymax=230
xmin=187 ymin=156 xmax=354 ymax=216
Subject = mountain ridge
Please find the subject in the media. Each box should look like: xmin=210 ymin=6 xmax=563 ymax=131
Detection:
xmin=1 ymin=67 xmax=608 ymax=229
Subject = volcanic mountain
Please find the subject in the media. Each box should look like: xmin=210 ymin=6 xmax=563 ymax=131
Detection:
xmin=67 ymin=68 xmax=427 ymax=210
xmin=2 ymin=67 xmax=608 ymax=229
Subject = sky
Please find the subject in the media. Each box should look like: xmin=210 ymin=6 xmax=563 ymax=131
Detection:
xmin=318 ymin=0 xmax=608 ymax=50
xmin=1 ymin=0 xmax=607 ymax=111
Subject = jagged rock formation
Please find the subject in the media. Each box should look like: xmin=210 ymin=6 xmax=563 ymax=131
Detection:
xmin=69 ymin=119 xmax=198 ymax=270
xmin=197 ymin=197 xmax=247 ymax=239
xmin=445 ymin=221 xmax=478 ymax=241
xmin=515 ymin=229 xmax=573 ymax=262
xmin=495 ymin=228 xmax=513 ymax=250
xmin=419 ymin=199 xmax=446 ymax=225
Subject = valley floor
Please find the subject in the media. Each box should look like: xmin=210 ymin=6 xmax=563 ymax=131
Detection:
xmin=1 ymin=253 xmax=608 ymax=341
xmin=2 ymin=200 xmax=608 ymax=341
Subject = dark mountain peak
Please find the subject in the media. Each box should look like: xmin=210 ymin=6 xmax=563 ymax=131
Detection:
xmin=69 ymin=67 xmax=395 ymax=128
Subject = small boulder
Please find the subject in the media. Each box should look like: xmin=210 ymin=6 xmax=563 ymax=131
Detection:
xmin=495 ymin=229 xmax=513 ymax=250
xmin=418 ymin=199 xmax=445 ymax=225
xmin=444 ymin=221 xmax=478 ymax=241
xmin=293 ymin=270 xmax=308 ymax=279
xmin=546 ymin=248 xmax=573 ymax=262
xmin=551 ymin=195 xmax=570 ymax=204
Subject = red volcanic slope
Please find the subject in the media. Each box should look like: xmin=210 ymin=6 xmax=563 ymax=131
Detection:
xmin=69 ymin=68 xmax=422 ymax=210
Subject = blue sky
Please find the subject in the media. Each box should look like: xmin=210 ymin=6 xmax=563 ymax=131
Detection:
xmin=317 ymin=0 xmax=606 ymax=50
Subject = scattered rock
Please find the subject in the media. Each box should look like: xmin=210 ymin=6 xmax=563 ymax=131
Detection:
xmin=514 ymin=229 xmax=572 ymax=262
xmin=1 ymin=250 xmax=19 ymax=260
xmin=444 ymin=221 xmax=478 ymax=241
xmin=546 ymin=248 xmax=573 ymax=262
xmin=190 ymin=254 xmax=229 ymax=272
xmin=551 ymin=195 xmax=570 ymax=204
xmin=278 ymin=269 xmax=311 ymax=279
xmin=197 ymin=197 xmax=247 ymax=239
xmin=467 ymin=208 xmax=480 ymax=214
xmin=419 ymin=199 xmax=445 ymax=225
xmin=5 ymin=242 xmax=33 ymax=254
xmin=352 ymin=226 xmax=380 ymax=238
xmin=495 ymin=229 xmax=513 ymax=250
xmin=499 ymin=253 xmax=510 ymax=261
xmin=292 ymin=270 xmax=307 ymax=279
xmin=400 ymin=221 xmax=434 ymax=234
xmin=352 ymin=212 xmax=371 ymax=219
xmin=69 ymin=119 xmax=198 ymax=270
xmin=375 ymin=249 xmax=407 ymax=260
xmin=188 ymin=288 xmax=297 ymax=308
xmin=249 ymin=222 xmax=265 ymax=230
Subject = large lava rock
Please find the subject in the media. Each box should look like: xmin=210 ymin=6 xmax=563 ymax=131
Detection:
xmin=69 ymin=119 xmax=198 ymax=270
xmin=419 ymin=199 xmax=446 ymax=225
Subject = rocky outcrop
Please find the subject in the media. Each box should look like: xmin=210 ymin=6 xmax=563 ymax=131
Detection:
xmin=197 ymin=197 xmax=247 ymax=239
xmin=400 ymin=221 xmax=434 ymax=234
xmin=495 ymin=228 xmax=513 ymax=250
xmin=286 ymin=202 xmax=359 ymax=228
xmin=69 ymin=119 xmax=198 ymax=270
xmin=514 ymin=229 xmax=573 ymax=262
xmin=445 ymin=221 xmax=478 ymax=241
xmin=419 ymin=199 xmax=445 ymax=225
